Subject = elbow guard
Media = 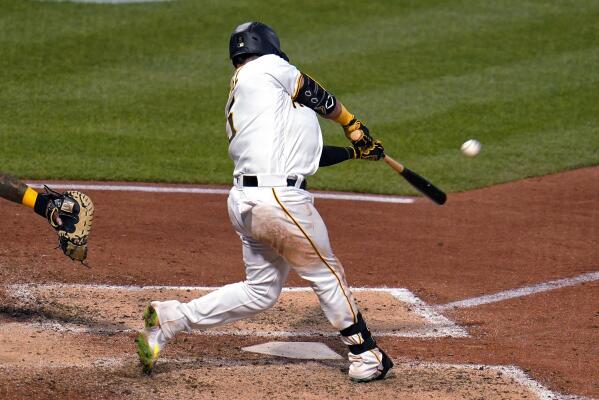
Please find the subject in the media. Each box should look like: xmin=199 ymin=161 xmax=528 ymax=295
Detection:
xmin=294 ymin=73 xmax=337 ymax=117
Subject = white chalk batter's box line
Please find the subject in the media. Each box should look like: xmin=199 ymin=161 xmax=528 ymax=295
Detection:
xmin=26 ymin=182 xmax=416 ymax=204
xmin=418 ymin=363 xmax=588 ymax=400
xmin=6 ymin=283 xmax=468 ymax=338
xmin=435 ymin=271 xmax=599 ymax=311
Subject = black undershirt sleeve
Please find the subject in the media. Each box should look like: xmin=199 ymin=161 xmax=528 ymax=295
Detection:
xmin=319 ymin=145 xmax=355 ymax=167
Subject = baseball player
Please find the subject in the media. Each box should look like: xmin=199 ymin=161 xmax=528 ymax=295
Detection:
xmin=136 ymin=22 xmax=392 ymax=382
xmin=0 ymin=173 xmax=94 ymax=261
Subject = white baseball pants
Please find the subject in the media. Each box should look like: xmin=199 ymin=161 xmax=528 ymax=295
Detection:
xmin=153 ymin=185 xmax=360 ymax=339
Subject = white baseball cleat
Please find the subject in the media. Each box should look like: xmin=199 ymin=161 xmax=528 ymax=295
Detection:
xmin=348 ymin=348 xmax=394 ymax=382
xmin=135 ymin=304 xmax=167 ymax=374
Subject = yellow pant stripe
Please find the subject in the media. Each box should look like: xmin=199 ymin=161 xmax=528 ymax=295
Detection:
xmin=21 ymin=187 xmax=38 ymax=209
xmin=271 ymin=188 xmax=357 ymax=324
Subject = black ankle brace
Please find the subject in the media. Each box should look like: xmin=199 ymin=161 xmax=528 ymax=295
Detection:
xmin=340 ymin=312 xmax=377 ymax=354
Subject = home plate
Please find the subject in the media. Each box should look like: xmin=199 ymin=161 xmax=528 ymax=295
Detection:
xmin=242 ymin=341 xmax=343 ymax=360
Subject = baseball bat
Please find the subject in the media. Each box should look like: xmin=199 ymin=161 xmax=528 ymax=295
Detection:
xmin=383 ymin=155 xmax=447 ymax=205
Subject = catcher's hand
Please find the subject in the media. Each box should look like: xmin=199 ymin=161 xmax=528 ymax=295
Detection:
xmin=40 ymin=186 xmax=94 ymax=262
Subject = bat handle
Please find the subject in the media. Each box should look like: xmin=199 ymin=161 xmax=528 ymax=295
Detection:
xmin=383 ymin=155 xmax=405 ymax=174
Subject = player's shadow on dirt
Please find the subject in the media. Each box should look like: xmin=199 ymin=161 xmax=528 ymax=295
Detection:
xmin=284 ymin=304 xmax=330 ymax=330
xmin=0 ymin=302 xmax=130 ymax=334
xmin=146 ymin=354 xmax=345 ymax=376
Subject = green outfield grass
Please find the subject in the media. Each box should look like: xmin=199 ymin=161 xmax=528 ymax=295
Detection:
xmin=1 ymin=0 xmax=598 ymax=194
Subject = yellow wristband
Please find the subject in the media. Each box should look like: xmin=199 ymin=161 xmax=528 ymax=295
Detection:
xmin=333 ymin=104 xmax=354 ymax=126
xmin=22 ymin=187 xmax=38 ymax=209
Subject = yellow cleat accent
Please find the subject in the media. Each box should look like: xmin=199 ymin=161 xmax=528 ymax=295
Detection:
xmin=143 ymin=304 xmax=159 ymax=328
xmin=135 ymin=330 xmax=159 ymax=375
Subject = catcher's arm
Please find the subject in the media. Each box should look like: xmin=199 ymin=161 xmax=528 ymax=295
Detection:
xmin=0 ymin=173 xmax=94 ymax=262
xmin=0 ymin=173 xmax=49 ymax=216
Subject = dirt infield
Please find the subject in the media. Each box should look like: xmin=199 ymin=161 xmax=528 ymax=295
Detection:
xmin=0 ymin=166 xmax=598 ymax=399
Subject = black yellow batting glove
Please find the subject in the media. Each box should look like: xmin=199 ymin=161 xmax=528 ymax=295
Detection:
xmin=343 ymin=118 xmax=375 ymax=150
xmin=354 ymin=140 xmax=385 ymax=161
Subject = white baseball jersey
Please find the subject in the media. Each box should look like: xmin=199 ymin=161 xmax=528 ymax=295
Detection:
xmin=225 ymin=54 xmax=323 ymax=178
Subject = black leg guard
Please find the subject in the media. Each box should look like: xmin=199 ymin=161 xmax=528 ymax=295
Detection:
xmin=340 ymin=312 xmax=377 ymax=354
xmin=376 ymin=350 xmax=394 ymax=381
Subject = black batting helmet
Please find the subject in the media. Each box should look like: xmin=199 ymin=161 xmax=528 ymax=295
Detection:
xmin=229 ymin=22 xmax=289 ymax=66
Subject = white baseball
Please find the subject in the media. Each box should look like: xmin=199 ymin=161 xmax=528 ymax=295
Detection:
xmin=461 ymin=139 xmax=481 ymax=157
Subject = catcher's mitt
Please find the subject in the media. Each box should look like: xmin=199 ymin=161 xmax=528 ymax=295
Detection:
xmin=41 ymin=186 xmax=94 ymax=262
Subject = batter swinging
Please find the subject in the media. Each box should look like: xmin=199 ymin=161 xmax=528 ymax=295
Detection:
xmin=136 ymin=22 xmax=393 ymax=382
